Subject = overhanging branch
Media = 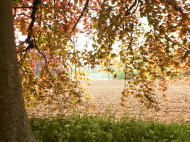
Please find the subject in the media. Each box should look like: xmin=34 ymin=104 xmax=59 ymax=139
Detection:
xmin=125 ymin=0 xmax=138 ymax=16
xmin=70 ymin=0 xmax=90 ymax=36
xmin=16 ymin=0 xmax=41 ymax=53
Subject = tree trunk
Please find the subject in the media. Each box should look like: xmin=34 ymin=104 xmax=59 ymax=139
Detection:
xmin=0 ymin=1 xmax=36 ymax=141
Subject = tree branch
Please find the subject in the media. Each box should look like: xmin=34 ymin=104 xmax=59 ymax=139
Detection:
xmin=16 ymin=0 xmax=41 ymax=54
xmin=25 ymin=0 xmax=41 ymax=43
xmin=33 ymin=37 xmax=48 ymax=64
xmin=70 ymin=0 xmax=89 ymax=36
xmin=14 ymin=7 xmax=33 ymax=8
xmin=125 ymin=0 xmax=138 ymax=16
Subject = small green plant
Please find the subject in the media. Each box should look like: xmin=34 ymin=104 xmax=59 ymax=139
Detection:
xmin=30 ymin=112 xmax=190 ymax=142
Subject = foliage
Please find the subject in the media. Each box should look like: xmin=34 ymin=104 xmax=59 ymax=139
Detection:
xmin=30 ymin=113 xmax=190 ymax=142
xmin=13 ymin=0 xmax=190 ymax=111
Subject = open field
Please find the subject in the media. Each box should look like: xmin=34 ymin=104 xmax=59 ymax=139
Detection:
xmin=27 ymin=80 xmax=190 ymax=124
xmin=80 ymin=80 xmax=190 ymax=123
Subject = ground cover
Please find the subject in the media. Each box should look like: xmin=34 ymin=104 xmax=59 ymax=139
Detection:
xmin=30 ymin=113 xmax=190 ymax=142
xmin=80 ymin=80 xmax=190 ymax=123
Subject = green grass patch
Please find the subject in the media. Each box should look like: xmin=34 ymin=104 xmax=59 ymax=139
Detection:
xmin=29 ymin=113 xmax=190 ymax=142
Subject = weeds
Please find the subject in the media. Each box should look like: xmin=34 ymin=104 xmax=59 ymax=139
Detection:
xmin=30 ymin=112 xmax=190 ymax=142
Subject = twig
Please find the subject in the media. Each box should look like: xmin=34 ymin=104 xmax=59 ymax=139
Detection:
xmin=16 ymin=13 xmax=30 ymax=18
xmin=70 ymin=0 xmax=89 ymax=36
xmin=33 ymin=37 xmax=48 ymax=64
xmin=14 ymin=7 xmax=33 ymax=9
xmin=125 ymin=0 xmax=138 ymax=16
xmin=130 ymin=0 xmax=140 ymax=19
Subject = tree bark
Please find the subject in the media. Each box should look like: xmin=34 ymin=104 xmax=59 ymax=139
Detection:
xmin=0 ymin=0 xmax=36 ymax=141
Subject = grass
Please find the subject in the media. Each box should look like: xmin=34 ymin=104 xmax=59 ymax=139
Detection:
xmin=29 ymin=111 xmax=190 ymax=142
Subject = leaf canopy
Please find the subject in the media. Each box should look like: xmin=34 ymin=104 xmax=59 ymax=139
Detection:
xmin=13 ymin=0 xmax=190 ymax=112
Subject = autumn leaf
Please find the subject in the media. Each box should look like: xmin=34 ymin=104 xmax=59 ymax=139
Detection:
xmin=13 ymin=0 xmax=189 ymax=112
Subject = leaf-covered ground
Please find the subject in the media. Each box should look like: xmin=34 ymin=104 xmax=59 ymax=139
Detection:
xmin=80 ymin=80 xmax=190 ymax=123
xmin=28 ymin=80 xmax=190 ymax=124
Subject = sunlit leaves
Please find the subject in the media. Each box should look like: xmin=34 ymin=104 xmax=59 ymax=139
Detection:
xmin=13 ymin=0 xmax=189 ymax=113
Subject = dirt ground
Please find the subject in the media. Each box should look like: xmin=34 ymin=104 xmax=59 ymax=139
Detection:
xmin=80 ymin=80 xmax=190 ymax=123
